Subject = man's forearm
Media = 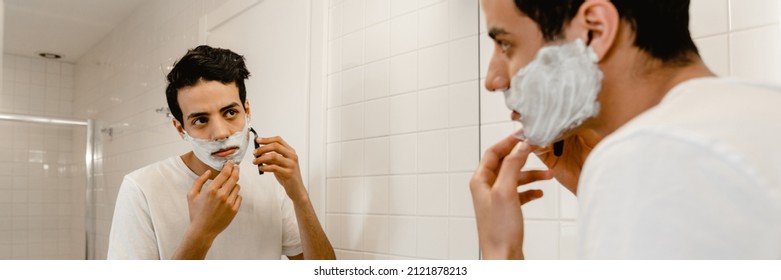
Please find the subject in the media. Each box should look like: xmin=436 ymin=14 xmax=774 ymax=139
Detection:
xmin=171 ymin=227 xmax=216 ymax=260
xmin=292 ymin=195 xmax=336 ymax=260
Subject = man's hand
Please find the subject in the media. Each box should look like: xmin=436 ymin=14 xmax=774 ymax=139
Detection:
xmin=253 ymin=136 xmax=336 ymax=260
xmin=253 ymin=136 xmax=307 ymax=202
xmin=173 ymin=161 xmax=242 ymax=259
xmin=470 ymin=135 xmax=553 ymax=259
xmin=535 ymin=133 xmax=594 ymax=193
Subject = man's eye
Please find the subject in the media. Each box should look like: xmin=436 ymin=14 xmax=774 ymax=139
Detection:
xmin=499 ymin=41 xmax=511 ymax=53
xmin=225 ymin=109 xmax=238 ymax=118
xmin=193 ymin=117 xmax=207 ymax=126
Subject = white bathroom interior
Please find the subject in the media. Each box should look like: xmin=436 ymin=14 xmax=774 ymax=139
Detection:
xmin=0 ymin=0 xmax=779 ymax=259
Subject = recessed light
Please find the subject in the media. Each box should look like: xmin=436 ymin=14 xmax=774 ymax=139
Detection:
xmin=38 ymin=52 xmax=62 ymax=60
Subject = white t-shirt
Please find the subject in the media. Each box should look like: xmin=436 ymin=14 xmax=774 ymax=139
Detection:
xmin=107 ymin=156 xmax=302 ymax=259
xmin=578 ymin=77 xmax=781 ymax=259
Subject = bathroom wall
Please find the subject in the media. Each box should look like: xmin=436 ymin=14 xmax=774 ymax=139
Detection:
xmin=324 ymin=0 xmax=482 ymax=259
xmin=0 ymin=54 xmax=83 ymax=259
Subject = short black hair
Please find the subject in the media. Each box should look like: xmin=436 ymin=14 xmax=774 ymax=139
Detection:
xmin=165 ymin=45 xmax=251 ymax=125
xmin=514 ymin=0 xmax=699 ymax=65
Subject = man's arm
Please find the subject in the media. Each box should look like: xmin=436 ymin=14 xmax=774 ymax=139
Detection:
xmin=107 ymin=177 xmax=160 ymax=259
xmin=172 ymin=161 xmax=243 ymax=259
xmin=254 ymin=136 xmax=336 ymax=260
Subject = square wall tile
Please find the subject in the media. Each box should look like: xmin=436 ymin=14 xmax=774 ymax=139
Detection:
xmin=389 ymin=52 xmax=418 ymax=95
xmin=365 ymin=0 xmax=390 ymax=26
xmin=559 ymin=222 xmax=578 ymax=260
xmin=364 ymin=98 xmax=390 ymax=137
xmin=362 ymin=215 xmax=389 ymax=253
xmin=448 ymin=173 xmax=474 ymax=217
xmin=560 ymin=187 xmax=578 ymax=220
xmin=416 ymin=174 xmax=448 ymax=216
xmin=329 ymin=38 xmax=343 ymax=74
xmin=448 ymin=218 xmax=478 ymax=259
xmin=390 ymin=92 xmax=418 ymax=134
xmin=326 ymin=179 xmax=342 ymax=212
xmin=389 ymin=174 xmax=417 ymax=215
xmin=344 ymin=215 xmax=365 ymax=250
xmin=343 ymin=0 xmax=366 ymax=35
xmin=364 ymin=59 xmax=390 ymax=100
xmin=418 ymin=1 xmax=449 ymax=48
xmin=449 ymin=81 xmax=479 ymax=127
xmin=389 ymin=134 xmax=417 ymax=174
xmin=695 ymin=35 xmax=730 ymax=77
xmin=450 ymin=0 xmax=479 ymax=39
xmin=730 ymin=0 xmax=780 ymax=31
xmin=690 ymin=0 xmax=729 ymax=38
xmin=479 ymin=34 xmax=493 ymax=79
xmin=417 ymin=130 xmax=448 ymax=173
xmin=341 ymin=140 xmax=365 ymax=177
xmin=364 ymin=137 xmax=390 ymax=175
xmin=418 ymin=86 xmax=449 ymax=131
xmin=520 ymin=178 xmax=560 ymax=220
xmin=448 ymin=126 xmax=478 ymax=172
xmin=388 ymin=216 xmax=417 ymax=257
xmin=416 ymin=217 xmax=448 ymax=259
xmin=342 ymin=103 xmax=364 ymax=140
xmin=342 ymin=31 xmax=365 ymax=70
xmin=330 ymin=5 xmax=343 ymax=40
xmin=365 ymin=22 xmax=391 ymax=63
xmin=418 ymin=44 xmax=449 ymax=89
xmin=449 ymin=36 xmax=479 ymax=83
xmin=342 ymin=66 xmax=364 ymax=104
xmin=342 ymin=178 xmax=366 ymax=214
xmin=341 ymin=103 xmax=365 ymax=140
xmin=730 ymin=25 xmax=781 ymax=83
xmin=479 ymin=122 xmax=514 ymax=154
xmin=364 ymin=176 xmax=389 ymax=214
xmin=391 ymin=0 xmax=419 ymax=17
xmin=480 ymin=86 xmax=510 ymax=124
xmin=523 ymin=221 xmax=559 ymax=260
xmin=391 ymin=12 xmax=419 ymax=55
xmin=326 ymin=214 xmax=344 ymax=248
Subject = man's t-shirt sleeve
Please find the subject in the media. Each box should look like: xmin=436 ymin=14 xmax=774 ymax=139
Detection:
xmin=107 ymin=176 xmax=160 ymax=259
xmin=279 ymin=190 xmax=303 ymax=257
xmin=578 ymin=130 xmax=771 ymax=259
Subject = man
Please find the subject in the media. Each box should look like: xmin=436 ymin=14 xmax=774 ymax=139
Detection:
xmin=108 ymin=45 xmax=335 ymax=260
xmin=472 ymin=0 xmax=781 ymax=259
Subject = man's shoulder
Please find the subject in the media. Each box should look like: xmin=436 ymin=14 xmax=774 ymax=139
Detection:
xmin=124 ymin=156 xmax=182 ymax=186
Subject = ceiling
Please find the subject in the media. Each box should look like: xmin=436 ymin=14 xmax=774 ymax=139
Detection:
xmin=4 ymin=0 xmax=150 ymax=63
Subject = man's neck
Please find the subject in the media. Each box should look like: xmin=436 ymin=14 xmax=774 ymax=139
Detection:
xmin=181 ymin=152 xmax=220 ymax=179
xmin=587 ymin=56 xmax=716 ymax=142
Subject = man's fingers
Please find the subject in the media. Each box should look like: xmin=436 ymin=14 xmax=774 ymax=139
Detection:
xmin=253 ymin=152 xmax=295 ymax=168
xmin=517 ymin=189 xmax=543 ymax=205
xmin=494 ymin=141 xmax=534 ymax=195
xmin=253 ymin=142 xmax=296 ymax=159
xmin=219 ymin=163 xmax=240 ymax=195
xmin=517 ymin=170 xmax=554 ymax=186
xmin=227 ymin=183 xmax=241 ymax=205
xmin=257 ymin=136 xmax=295 ymax=150
xmin=479 ymin=135 xmax=523 ymax=174
xmin=209 ymin=161 xmax=235 ymax=190
xmin=189 ymin=170 xmax=211 ymax=197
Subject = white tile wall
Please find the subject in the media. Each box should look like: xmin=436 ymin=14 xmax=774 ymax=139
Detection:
xmin=0 ymin=54 xmax=82 ymax=259
xmin=327 ymin=0 xmax=481 ymax=260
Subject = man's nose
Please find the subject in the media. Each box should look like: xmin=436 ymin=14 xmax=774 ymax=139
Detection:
xmin=485 ymin=53 xmax=510 ymax=92
xmin=210 ymin=119 xmax=233 ymax=140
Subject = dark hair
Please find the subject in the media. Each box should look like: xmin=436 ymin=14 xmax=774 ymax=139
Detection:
xmin=514 ymin=0 xmax=699 ymax=65
xmin=165 ymin=45 xmax=251 ymax=125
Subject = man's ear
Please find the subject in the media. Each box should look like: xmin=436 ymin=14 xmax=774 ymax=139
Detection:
xmin=244 ymin=100 xmax=251 ymax=119
xmin=567 ymin=0 xmax=619 ymax=61
xmin=173 ymin=118 xmax=185 ymax=139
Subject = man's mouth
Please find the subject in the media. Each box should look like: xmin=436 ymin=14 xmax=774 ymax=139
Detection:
xmin=211 ymin=147 xmax=239 ymax=158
